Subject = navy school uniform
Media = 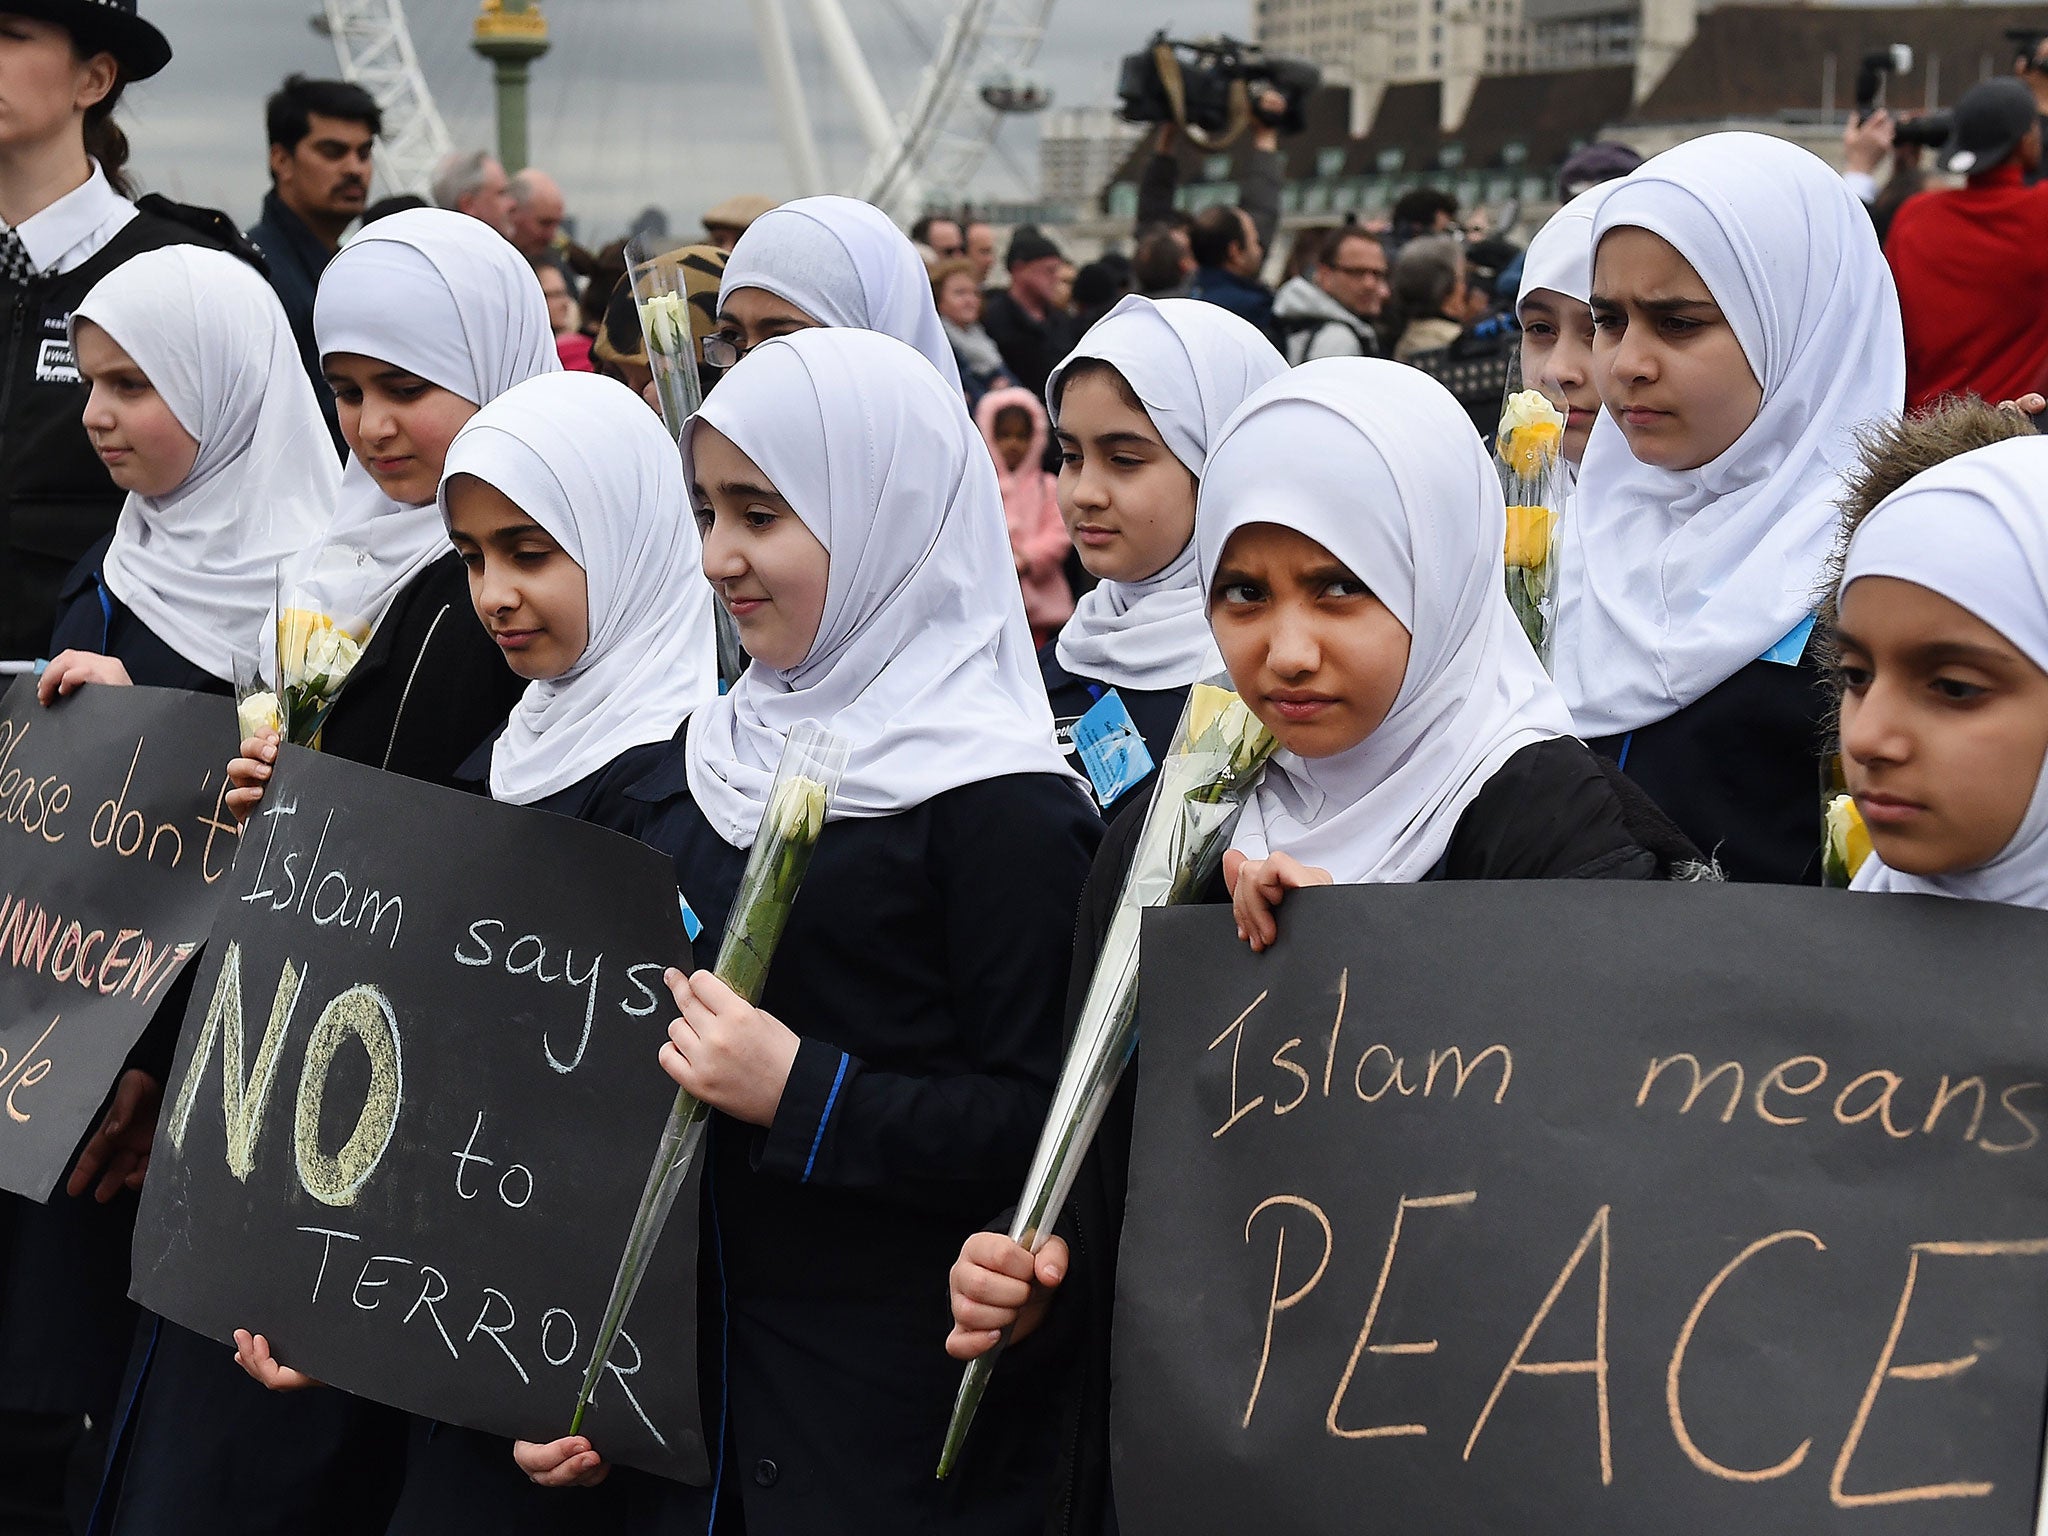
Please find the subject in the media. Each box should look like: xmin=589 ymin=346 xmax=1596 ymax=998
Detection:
xmin=1038 ymin=642 xmax=1187 ymax=817
xmin=0 ymin=538 xmax=235 ymax=1532
xmin=1039 ymin=736 xmax=1688 ymax=1534
xmin=94 ymin=556 xmax=525 ymax=1536
xmin=615 ymin=732 xmax=1101 ymax=1535
xmin=1585 ymin=620 xmax=1830 ymax=887
xmin=376 ymin=736 xmax=672 ymax=1536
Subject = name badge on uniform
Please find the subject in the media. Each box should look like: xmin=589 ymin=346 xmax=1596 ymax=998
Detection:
xmin=34 ymin=337 xmax=78 ymax=386
xmin=1072 ymin=689 xmax=1155 ymax=808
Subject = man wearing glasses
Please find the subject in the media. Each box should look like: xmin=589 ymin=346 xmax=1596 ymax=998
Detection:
xmin=1272 ymin=225 xmax=1390 ymax=365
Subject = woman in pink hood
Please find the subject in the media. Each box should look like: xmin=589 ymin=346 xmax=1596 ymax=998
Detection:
xmin=976 ymin=384 xmax=1074 ymax=645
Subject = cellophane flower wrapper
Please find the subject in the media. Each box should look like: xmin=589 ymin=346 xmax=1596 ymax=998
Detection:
xmin=1495 ymin=385 xmax=1568 ymax=671
xmin=571 ymin=722 xmax=850 ymax=1435
xmin=274 ymin=551 xmax=373 ymax=748
xmin=627 ymin=235 xmax=746 ymax=692
xmin=232 ymin=651 xmax=281 ymax=745
xmin=1822 ymin=791 xmax=1873 ymax=888
xmin=937 ymin=681 xmax=1278 ymax=1477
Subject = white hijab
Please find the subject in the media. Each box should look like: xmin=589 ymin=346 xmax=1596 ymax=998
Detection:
xmin=1846 ymin=438 xmax=2048 ymax=909
xmin=681 ymin=327 xmax=1074 ymax=849
xmin=1515 ymin=185 xmax=1605 ymax=315
xmin=1554 ymin=132 xmax=1905 ymax=737
xmin=291 ymin=207 xmax=560 ymax=657
xmin=73 ymin=247 xmax=336 ymax=681
xmin=718 ymin=195 xmax=963 ymax=392
xmin=437 ymin=372 xmax=720 ymax=807
xmin=1199 ymin=360 xmax=1577 ymax=883
xmin=1048 ymin=295 xmax=1286 ymax=692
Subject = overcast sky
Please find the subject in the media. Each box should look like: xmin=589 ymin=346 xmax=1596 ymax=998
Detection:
xmin=123 ymin=0 xmax=1249 ymax=237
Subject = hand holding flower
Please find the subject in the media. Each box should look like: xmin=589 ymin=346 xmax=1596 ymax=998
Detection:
xmin=225 ymin=730 xmax=280 ymax=824
xmin=514 ymin=1436 xmax=610 ymax=1488
xmin=232 ymin=1329 xmax=321 ymax=1391
xmin=658 ymin=968 xmax=799 ymax=1128
xmin=1224 ymin=848 xmax=1333 ymax=953
xmin=947 ymin=1232 xmax=1068 ymax=1361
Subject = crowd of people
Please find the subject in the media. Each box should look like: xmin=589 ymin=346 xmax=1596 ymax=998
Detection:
xmin=6 ymin=0 xmax=2048 ymax=1532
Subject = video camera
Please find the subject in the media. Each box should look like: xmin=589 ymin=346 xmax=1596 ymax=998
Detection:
xmin=1854 ymin=45 xmax=1953 ymax=149
xmin=1117 ymin=32 xmax=1320 ymax=139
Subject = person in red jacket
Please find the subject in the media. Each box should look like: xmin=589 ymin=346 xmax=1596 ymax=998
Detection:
xmin=1886 ymin=77 xmax=2048 ymax=412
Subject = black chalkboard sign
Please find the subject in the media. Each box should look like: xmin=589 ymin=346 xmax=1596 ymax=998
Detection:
xmin=1117 ymin=882 xmax=2048 ymax=1535
xmin=131 ymin=745 xmax=706 ymax=1483
xmin=0 ymin=679 xmax=240 ymax=1200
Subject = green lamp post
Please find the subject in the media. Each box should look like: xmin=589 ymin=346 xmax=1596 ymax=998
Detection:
xmin=471 ymin=0 xmax=550 ymax=173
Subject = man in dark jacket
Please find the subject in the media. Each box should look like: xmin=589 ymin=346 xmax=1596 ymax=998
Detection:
xmin=980 ymin=224 xmax=1077 ymax=397
xmin=246 ymin=74 xmax=379 ymax=453
xmin=1187 ymin=203 xmax=1275 ymax=339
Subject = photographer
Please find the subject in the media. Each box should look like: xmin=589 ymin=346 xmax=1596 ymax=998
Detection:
xmin=1884 ymin=77 xmax=2048 ymax=413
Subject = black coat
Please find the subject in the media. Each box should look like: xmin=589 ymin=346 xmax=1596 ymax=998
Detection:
xmin=245 ymin=191 xmax=342 ymax=455
xmin=0 ymin=196 xmax=256 ymax=661
xmin=0 ymin=555 xmax=241 ymax=1434
xmin=1037 ymin=644 xmax=1188 ymax=819
xmin=1586 ymin=632 xmax=1830 ymax=886
xmin=379 ymin=741 xmax=673 ymax=1536
xmin=94 ymin=561 xmax=523 ymax=1536
xmin=620 ymin=745 xmax=1100 ymax=1535
xmin=314 ymin=553 xmax=528 ymax=785
xmin=45 ymin=534 xmax=232 ymax=693
xmin=981 ymin=290 xmax=1078 ymax=400
xmin=1041 ymin=736 xmax=1674 ymax=1535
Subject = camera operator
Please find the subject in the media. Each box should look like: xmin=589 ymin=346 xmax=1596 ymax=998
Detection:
xmin=1135 ymin=87 xmax=1288 ymax=269
xmin=1884 ymin=77 xmax=2048 ymax=413
xmin=1840 ymin=109 xmax=1927 ymax=244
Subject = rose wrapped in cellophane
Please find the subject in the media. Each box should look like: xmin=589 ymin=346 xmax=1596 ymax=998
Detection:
xmin=937 ymin=681 xmax=1279 ymax=1477
xmin=570 ymin=722 xmax=851 ymax=1436
xmin=1496 ymin=388 xmax=1567 ymax=669
xmin=1823 ymin=792 xmax=1874 ymax=888
xmin=628 ymin=234 xmax=746 ymax=692
xmin=274 ymin=605 xmax=366 ymax=747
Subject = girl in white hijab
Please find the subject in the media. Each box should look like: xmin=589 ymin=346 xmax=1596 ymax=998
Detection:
xmin=39 ymin=246 xmax=335 ymax=695
xmin=945 ymin=360 xmax=1670 ymax=1536
xmin=1556 ymin=132 xmax=1905 ymax=884
xmin=1834 ymin=436 xmax=2048 ymax=908
xmin=1040 ymin=295 xmax=1286 ymax=805
xmin=438 ymin=370 xmax=719 ymax=813
xmin=515 ymin=328 xmax=1099 ymax=1529
xmin=1514 ymin=185 xmax=1605 ymax=469
xmin=715 ymin=193 xmax=963 ymax=390
xmin=226 ymin=207 xmax=555 ymax=817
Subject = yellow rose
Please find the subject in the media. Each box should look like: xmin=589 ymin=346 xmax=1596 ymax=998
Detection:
xmin=276 ymin=607 xmax=334 ymax=676
xmin=1504 ymin=505 xmax=1557 ymax=569
xmin=1503 ymin=422 xmax=1563 ymax=478
xmin=1497 ymin=388 xmax=1564 ymax=437
xmin=1824 ymin=793 xmax=1873 ymax=884
xmin=1181 ymin=682 xmax=1235 ymax=751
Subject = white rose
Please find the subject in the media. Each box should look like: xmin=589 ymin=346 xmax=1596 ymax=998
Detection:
xmin=302 ymin=626 xmax=363 ymax=687
xmin=1498 ymin=388 xmax=1565 ymax=436
xmin=768 ymin=775 xmax=828 ymax=844
xmin=237 ymin=691 xmax=282 ymax=741
xmin=640 ymin=293 xmax=690 ymax=359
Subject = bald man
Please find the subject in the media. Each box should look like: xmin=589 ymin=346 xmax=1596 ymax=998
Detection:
xmin=508 ymin=167 xmax=567 ymax=262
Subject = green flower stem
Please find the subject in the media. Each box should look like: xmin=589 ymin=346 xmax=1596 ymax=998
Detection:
xmin=937 ymin=694 xmax=1277 ymax=1479
xmin=571 ymin=735 xmax=847 ymax=1440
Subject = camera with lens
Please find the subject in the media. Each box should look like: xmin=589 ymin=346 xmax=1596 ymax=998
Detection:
xmin=1117 ymin=32 xmax=1320 ymax=138
xmin=1854 ymin=47 xmax=1954 ymax=148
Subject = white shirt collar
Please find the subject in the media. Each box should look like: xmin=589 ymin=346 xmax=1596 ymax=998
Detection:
xmin=7 ymin=160 xmax=135 ymax=277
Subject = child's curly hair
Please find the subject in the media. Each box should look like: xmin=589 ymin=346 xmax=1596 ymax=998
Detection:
xmin=1817 ymin=399 xmax=2039 ymax=695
